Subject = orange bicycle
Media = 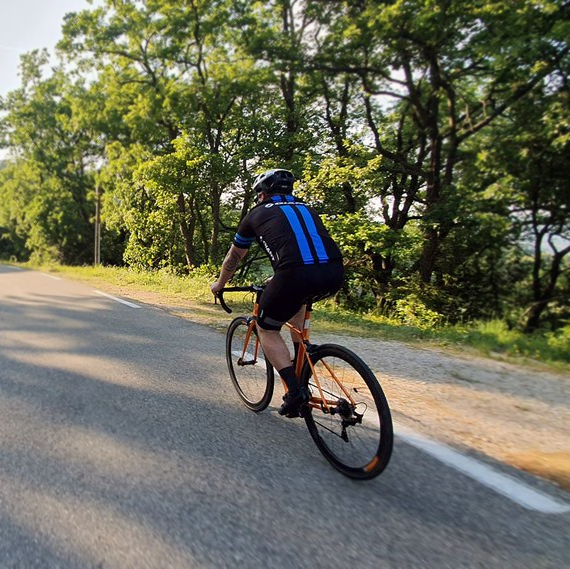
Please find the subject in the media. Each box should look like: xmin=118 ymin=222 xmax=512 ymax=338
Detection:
xmin=216 ymin=285 xmax=393 ymax=480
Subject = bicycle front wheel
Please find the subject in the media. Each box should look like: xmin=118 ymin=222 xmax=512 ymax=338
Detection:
xmin=301 ymin=344 xmax=393 ymax=480
xmin=226 ymin=317 xmax=274 ymax=412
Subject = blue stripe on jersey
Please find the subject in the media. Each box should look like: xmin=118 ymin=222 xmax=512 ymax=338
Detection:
xmin=297 ymin=205 xmax=329 ymax=262
xmin=281 ymin=206 xmax=315 ymax=264
xmin=234 ymin=233 xmax=254 ymax=248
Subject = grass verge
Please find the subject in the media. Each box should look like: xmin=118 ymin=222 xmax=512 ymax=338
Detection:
xmin=15 ymin=262 xmax=570 ymax=372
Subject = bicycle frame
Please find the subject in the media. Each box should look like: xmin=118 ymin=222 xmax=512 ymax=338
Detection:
xmin=283 ymin=308 xmax=357 ymax=414
xmin=217 ymin=285 xmax=357 ymax=413
xmin=219 ymin=284 xmax=394 ymax=480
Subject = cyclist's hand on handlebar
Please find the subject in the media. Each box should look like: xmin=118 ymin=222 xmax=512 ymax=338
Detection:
xmin=211 ymin=281 xmax=224 ymax=295
xmin=211 ymin=283 xmax=232 ymax=313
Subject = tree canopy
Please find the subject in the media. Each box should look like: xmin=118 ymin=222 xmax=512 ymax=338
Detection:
xmin=1 ymin=0 xmax=569 ymax=332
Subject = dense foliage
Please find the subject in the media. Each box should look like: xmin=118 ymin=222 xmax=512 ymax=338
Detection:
xmin=1 ymin=0 xmax=569 ymax=334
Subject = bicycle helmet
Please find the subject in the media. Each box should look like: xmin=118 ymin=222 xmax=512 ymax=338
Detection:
xmin=252 ymin=169 xmax=295 ymax=194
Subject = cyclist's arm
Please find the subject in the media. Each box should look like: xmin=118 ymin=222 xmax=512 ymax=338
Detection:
xmin=211 ymin=245 xmax=248 ymax=293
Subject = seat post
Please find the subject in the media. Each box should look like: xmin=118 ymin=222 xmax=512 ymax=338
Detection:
xmin=302 ymin=303 xmax=313 ymax=341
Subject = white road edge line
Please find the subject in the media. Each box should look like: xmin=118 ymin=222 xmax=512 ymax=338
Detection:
xmin=230 ymin=352 xmax=569 ymax=514
xmin=40 ymin=273 xmax=62 ymax=280
xmin=94 ymin=290 xmax=140 ymax=309
xmin=395 ymin=422 xmax=570 ymax=514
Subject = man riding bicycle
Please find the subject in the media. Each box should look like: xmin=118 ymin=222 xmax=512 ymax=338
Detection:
xmin=211 ymin=169 xmax=344 ymax=417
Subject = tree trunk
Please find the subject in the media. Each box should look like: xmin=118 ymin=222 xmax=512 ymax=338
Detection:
xmin=418 ymin=226 xmax=440 ymax=283
xmin=371 ymin=252 xmax=395 ymax=308
xmin=523 ymin=246 xmax=570 ymax=332
xmin=177 ymin=193 xmax=195 ymax=268
xmin=523 ymin=300 xmax=550 ymax=333
xmin=209 ymin=184 xmax=222 ymax=262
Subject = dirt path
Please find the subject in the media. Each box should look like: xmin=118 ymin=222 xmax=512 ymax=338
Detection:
xmin=315 ymin=333 xmax=570 ymax=491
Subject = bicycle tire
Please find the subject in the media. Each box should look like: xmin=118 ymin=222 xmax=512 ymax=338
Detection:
xmin=226 ymin=316 xmax=274 ymax=412
xmin=301 ymin=344 xmax=393 ymax=480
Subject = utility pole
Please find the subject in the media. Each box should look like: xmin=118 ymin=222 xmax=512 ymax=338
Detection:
xmin=94 ymin=183 xmax=101 ymax=266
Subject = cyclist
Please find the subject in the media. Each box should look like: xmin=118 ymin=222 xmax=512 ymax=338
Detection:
xmin=211 ymin=169 xmax=344 ymax=416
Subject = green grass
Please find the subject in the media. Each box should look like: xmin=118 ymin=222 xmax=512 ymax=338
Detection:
xmin=314 ymin=306 xmax=569 ymax=369
xmin=438 ymin=320 xmax=570 ymax=369
xmin=11 ymin=261 xmax=570 ymax=371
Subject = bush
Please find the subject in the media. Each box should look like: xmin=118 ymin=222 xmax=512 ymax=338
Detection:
xmin=546 ymin=325 xmax=570 ymax=361
xmin=393 ymin=294 xmax=444 ymax=328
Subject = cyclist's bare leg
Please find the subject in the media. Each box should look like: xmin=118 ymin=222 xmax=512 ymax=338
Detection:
xmin=258 ymin=320 xmax=310 ymax=414
xmin=257 ymin=327 xmax=308 ymax=415
xmin=256 ymin=328 xmax=291 ymax=371
xmin=288 ymin=305 xmax=305 ymax=365
xmin=257 ymin=305 xmax=305 ymax=371
xmin=288 ymin=305 xmax=305 ymax=343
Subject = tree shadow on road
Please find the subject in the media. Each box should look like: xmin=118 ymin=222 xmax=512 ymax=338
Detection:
xmin=0 ymin=290 xmax=567 ymax=568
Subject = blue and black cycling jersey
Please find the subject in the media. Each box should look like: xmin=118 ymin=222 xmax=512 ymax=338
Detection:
xmin=233 ymin=194 xmax=343 ymax=271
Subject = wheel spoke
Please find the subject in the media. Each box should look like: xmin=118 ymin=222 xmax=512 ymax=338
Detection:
xmin=302 ymin=344 xmax=393 ymax=480
xmin=226 ymin=318 xmax=274 ymax=412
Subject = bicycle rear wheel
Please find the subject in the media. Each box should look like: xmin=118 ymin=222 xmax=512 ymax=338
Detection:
xmin=301 ymin=344 xmax=393 ymax=480
xmin=226 ymin=317 xmax=274 ymax=412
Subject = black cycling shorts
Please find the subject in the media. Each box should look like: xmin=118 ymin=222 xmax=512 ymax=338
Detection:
xmin=257 ymin=262 xmax=344 ymax=331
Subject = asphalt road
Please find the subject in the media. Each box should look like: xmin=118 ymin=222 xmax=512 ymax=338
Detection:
xmin=0 ymin=264 xmax=568 ymax=568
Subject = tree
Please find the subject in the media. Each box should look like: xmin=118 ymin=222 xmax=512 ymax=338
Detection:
xmin=59 ymin=0 xmax=285 ymax=267
xmin=476 ymin=83 xmax=570 ymax=331
xmin=297 ymin=0 xmax=570 ymax=285
xmin=0 ymin=51 xmax=98 ymax=263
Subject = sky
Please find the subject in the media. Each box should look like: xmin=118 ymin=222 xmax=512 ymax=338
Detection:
xmin=0 ymin=0 xmax=95 ymax=158
xmin=0 ymin=0 xmax=94 ymax=99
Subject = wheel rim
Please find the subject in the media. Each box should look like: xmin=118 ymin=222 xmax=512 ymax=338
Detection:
xmin=307 ymin=353 xmax=386 ymax=473
xmin=228 ymin=320 xmax=272 ymax=407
